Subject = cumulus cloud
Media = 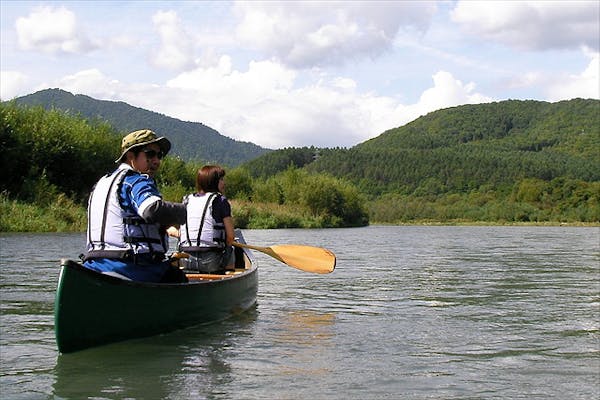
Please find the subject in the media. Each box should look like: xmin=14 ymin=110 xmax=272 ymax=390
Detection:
xmin=42 ymin=59 xmax=492 ymax=149
xmin=54 ymin=69 xmax=121 ymax=99
xmin=368 ymin=71 xmax=493 ymax=137
xmin=150 ymin=10 xmax=196 ymax=71
xmin=0 ymin=71 xmax=29 ymax=100
xmin=15 ymin=6 xmax=98 ymax=54
xmin=501 ymin=47 xmax=600 ymax=101
xmin=160 ymin=62 xmax=491 ymax=148
xmin=546 ymin=49 xmax=600 ymax=100
xmin=233 ymin=1 xmax=436 ymax=68
xmin=160 ymin=58 xmax=380 ymax=147
xmin=417 ymin=71 xmax=491 ymax=110
xmin=167 ymin=57 xmax=296 ymax=101
xmin=451 ymin=1 xmax=600 ymax=51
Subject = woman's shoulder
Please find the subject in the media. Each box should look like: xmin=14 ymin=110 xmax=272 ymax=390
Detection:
xmin=185 ymin=192 xmax=228 ymax=203
xmin=213 ymin=193 xmax=230 ymax=204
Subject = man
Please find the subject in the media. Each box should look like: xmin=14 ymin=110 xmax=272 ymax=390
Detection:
xmin=82 ymin=129 xmax=187 ymax=283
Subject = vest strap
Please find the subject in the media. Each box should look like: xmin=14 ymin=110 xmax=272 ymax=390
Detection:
xmin=179 ymin=246 xmax=225 ymax=252
xmin=84 ymin=249 xmax=166 ymax=263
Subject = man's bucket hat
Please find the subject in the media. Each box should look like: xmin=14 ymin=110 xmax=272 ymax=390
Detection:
xmin=116 ymin=129 xmax=171 ymax=163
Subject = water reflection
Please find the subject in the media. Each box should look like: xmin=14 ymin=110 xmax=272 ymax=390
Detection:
xmin=53 ymin=341 xmax=180 ymax=399
xmin=271 ymin=310 xmax=336 ymax=377
xmin=52 ymin=307 xmax=258 ymax=400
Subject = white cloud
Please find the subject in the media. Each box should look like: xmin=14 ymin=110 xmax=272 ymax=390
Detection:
xmin=150 ymin=10 xmax=196 ymax=71
xmin=373 ymin=71 xmax=493 ymax=136
xmin=546 ymin=49 xmax=600 ymax=100
xmin=0 ymin=70 xmax=28 ymax=100
xmin=501 ymin=47 xmax=600 ymax=101
xmin=160 ymin=58 xmax=389 ymax=147
xmin=15 ymin=6 xmax=98 ymax=54
xmin=233 ymin=1 xmax=436 ymax=68
xmin=451 ymin=1 xmax=600 ymax=51
xmin=163 ymin=58 xmax=298 ymax=130
xmin=54 ymin=69 xmax=121 ymax=99
xmin=162 ymin=62 xmax=491 ymax=147
xmin=417 ymin=71 xmax=491 ymax=110
xmin=40 ymin=59 xmax=493 ymax=149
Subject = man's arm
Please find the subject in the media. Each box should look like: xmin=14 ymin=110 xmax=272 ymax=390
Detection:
xmin=141 ymin=199 xmax=186 ymax=225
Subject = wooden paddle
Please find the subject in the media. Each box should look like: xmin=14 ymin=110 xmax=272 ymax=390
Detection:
xmin=232 ymin=242 xmax=336 ymax=274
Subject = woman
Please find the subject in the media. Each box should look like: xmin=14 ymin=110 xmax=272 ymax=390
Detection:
xmin=173 ymin=165 xmax=235 ymax=274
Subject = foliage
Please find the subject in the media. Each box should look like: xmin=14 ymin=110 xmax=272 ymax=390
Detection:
xmin=153 ymin=157 xmax=200 ymax=201
xmin=248 ymin=167 xmax=369 ymax=227
xmin=242 ymin=146 xmax=320 ymax=178
xmin=368 ymin=178 xmax=599 ymax=224
xmin=224 ymin=167 xmax=254 ymax=200
xmin=232 ymin=200 xmax=326 ymax=229
xmin=0 ymin=192 xmax=87 ymax=232
xmin=1 ymin=101 xmax=120 ymax=203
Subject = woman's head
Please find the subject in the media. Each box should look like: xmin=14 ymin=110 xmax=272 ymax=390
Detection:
xmin=196 ymin=165 xmax=226 ymax=193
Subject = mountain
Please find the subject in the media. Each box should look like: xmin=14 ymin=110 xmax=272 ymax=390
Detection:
xmin=243 ymin=99 xmax=600 ymax=196
xmin=12 ymin=88 xmax=270 ymax=167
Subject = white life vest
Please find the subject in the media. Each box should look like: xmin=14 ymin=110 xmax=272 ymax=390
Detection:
xmin=86 ymin=166 xmax=168 ymax=259
xmin=178 ymin=192 xmax=225 ymax=251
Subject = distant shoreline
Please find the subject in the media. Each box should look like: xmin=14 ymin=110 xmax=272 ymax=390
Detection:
xmin=2 ymin=221 xmax=598 ymax=235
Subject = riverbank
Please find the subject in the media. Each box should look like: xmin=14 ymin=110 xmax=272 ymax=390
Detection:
xmin=2 ymin=194 xmax=597 ymax=233
xmin=0 ymin=196 xmax=364 ymax=232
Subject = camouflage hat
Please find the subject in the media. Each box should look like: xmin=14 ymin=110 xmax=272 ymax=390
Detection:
xmin=115 ymin=129 xmax=171 ymax=163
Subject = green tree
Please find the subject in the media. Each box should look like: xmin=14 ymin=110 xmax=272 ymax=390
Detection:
xmin=225 ymin=167 xmax=254 ymax=200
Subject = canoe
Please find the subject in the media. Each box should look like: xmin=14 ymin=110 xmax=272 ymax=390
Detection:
xmin=54 ymin=232 xmax=258 ymax=354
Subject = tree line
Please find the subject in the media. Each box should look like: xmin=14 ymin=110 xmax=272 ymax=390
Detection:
xmin=0 ymin=102 xmax=368 ymax=231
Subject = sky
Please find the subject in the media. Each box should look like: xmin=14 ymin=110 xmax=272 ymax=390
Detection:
xmin=1 ymin=1 xmax=598 ymax=149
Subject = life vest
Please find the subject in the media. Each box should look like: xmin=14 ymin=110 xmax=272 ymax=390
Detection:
xmin=86 ymin=166 xmax=168 ymax=259
xmin=178 ymin=192 xmax=226 ymax=251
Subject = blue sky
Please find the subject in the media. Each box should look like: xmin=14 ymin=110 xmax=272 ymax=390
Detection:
xmin=1 ymin=1 xmax=598 ymax=149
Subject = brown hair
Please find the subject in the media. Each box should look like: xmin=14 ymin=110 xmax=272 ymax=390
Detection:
xmin=196 ymin=165 xmax=225 ymax=193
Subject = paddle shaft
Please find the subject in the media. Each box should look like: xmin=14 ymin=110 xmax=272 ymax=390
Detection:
xmin=232 ymin=242 xmax=285 ymax=263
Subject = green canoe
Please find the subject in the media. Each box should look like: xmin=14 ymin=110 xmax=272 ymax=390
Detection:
xmin=54 ymin=236 xmax=258 ymax=354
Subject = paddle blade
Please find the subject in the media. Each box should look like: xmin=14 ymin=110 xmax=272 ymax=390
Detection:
xmin=269 ymin=245 xmax=336 ymax=274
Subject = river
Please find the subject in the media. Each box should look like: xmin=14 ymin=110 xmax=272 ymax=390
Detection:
xmin=0 ymin=226 xmax=598 ymax=399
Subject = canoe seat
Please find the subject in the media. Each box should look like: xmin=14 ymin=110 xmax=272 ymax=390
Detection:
xmin=186 ymin=269 xmax=245 ymax=281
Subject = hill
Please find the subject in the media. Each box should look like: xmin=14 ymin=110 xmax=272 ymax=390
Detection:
xmin=11 ymin=88 xmax=270 ymax=167
xmin=240 ymin=98 xmax=599 ymax=223
xmin=244 ymin=99 xmax=599 ymax=195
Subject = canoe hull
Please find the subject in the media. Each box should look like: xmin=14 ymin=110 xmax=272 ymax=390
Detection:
xmin=55 ymin=245 xmax=257 ymax=353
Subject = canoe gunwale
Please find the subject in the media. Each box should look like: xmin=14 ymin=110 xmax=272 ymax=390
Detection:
xmin=58 ymin=258 xmax=256 ymax=288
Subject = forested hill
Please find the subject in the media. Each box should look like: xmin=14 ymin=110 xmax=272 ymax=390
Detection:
xmin=299 ymin=99 xmax=599 ymax=195
xmin=11 ymin=88 xmax=270 ymax=167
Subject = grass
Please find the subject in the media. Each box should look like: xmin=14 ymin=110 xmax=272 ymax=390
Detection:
xmin=0 ymin=193 xmax=87 ymax=232
xmin=1 ymin=193 xmax=596 ymax=233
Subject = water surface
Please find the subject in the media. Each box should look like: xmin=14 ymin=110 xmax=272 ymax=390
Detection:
xmin=1 ymin=226 xmax=598 ymax=399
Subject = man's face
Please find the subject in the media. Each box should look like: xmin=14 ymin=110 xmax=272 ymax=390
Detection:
xmin=129 ymin=143 xmax=163 ymax=176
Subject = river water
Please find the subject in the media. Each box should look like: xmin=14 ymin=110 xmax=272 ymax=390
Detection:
xmin=0 ymin=226 xmax=598 ymax=399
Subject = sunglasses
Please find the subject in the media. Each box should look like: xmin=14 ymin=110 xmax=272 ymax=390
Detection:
xmin=143 ymin=149 xmax=164 ymax=160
